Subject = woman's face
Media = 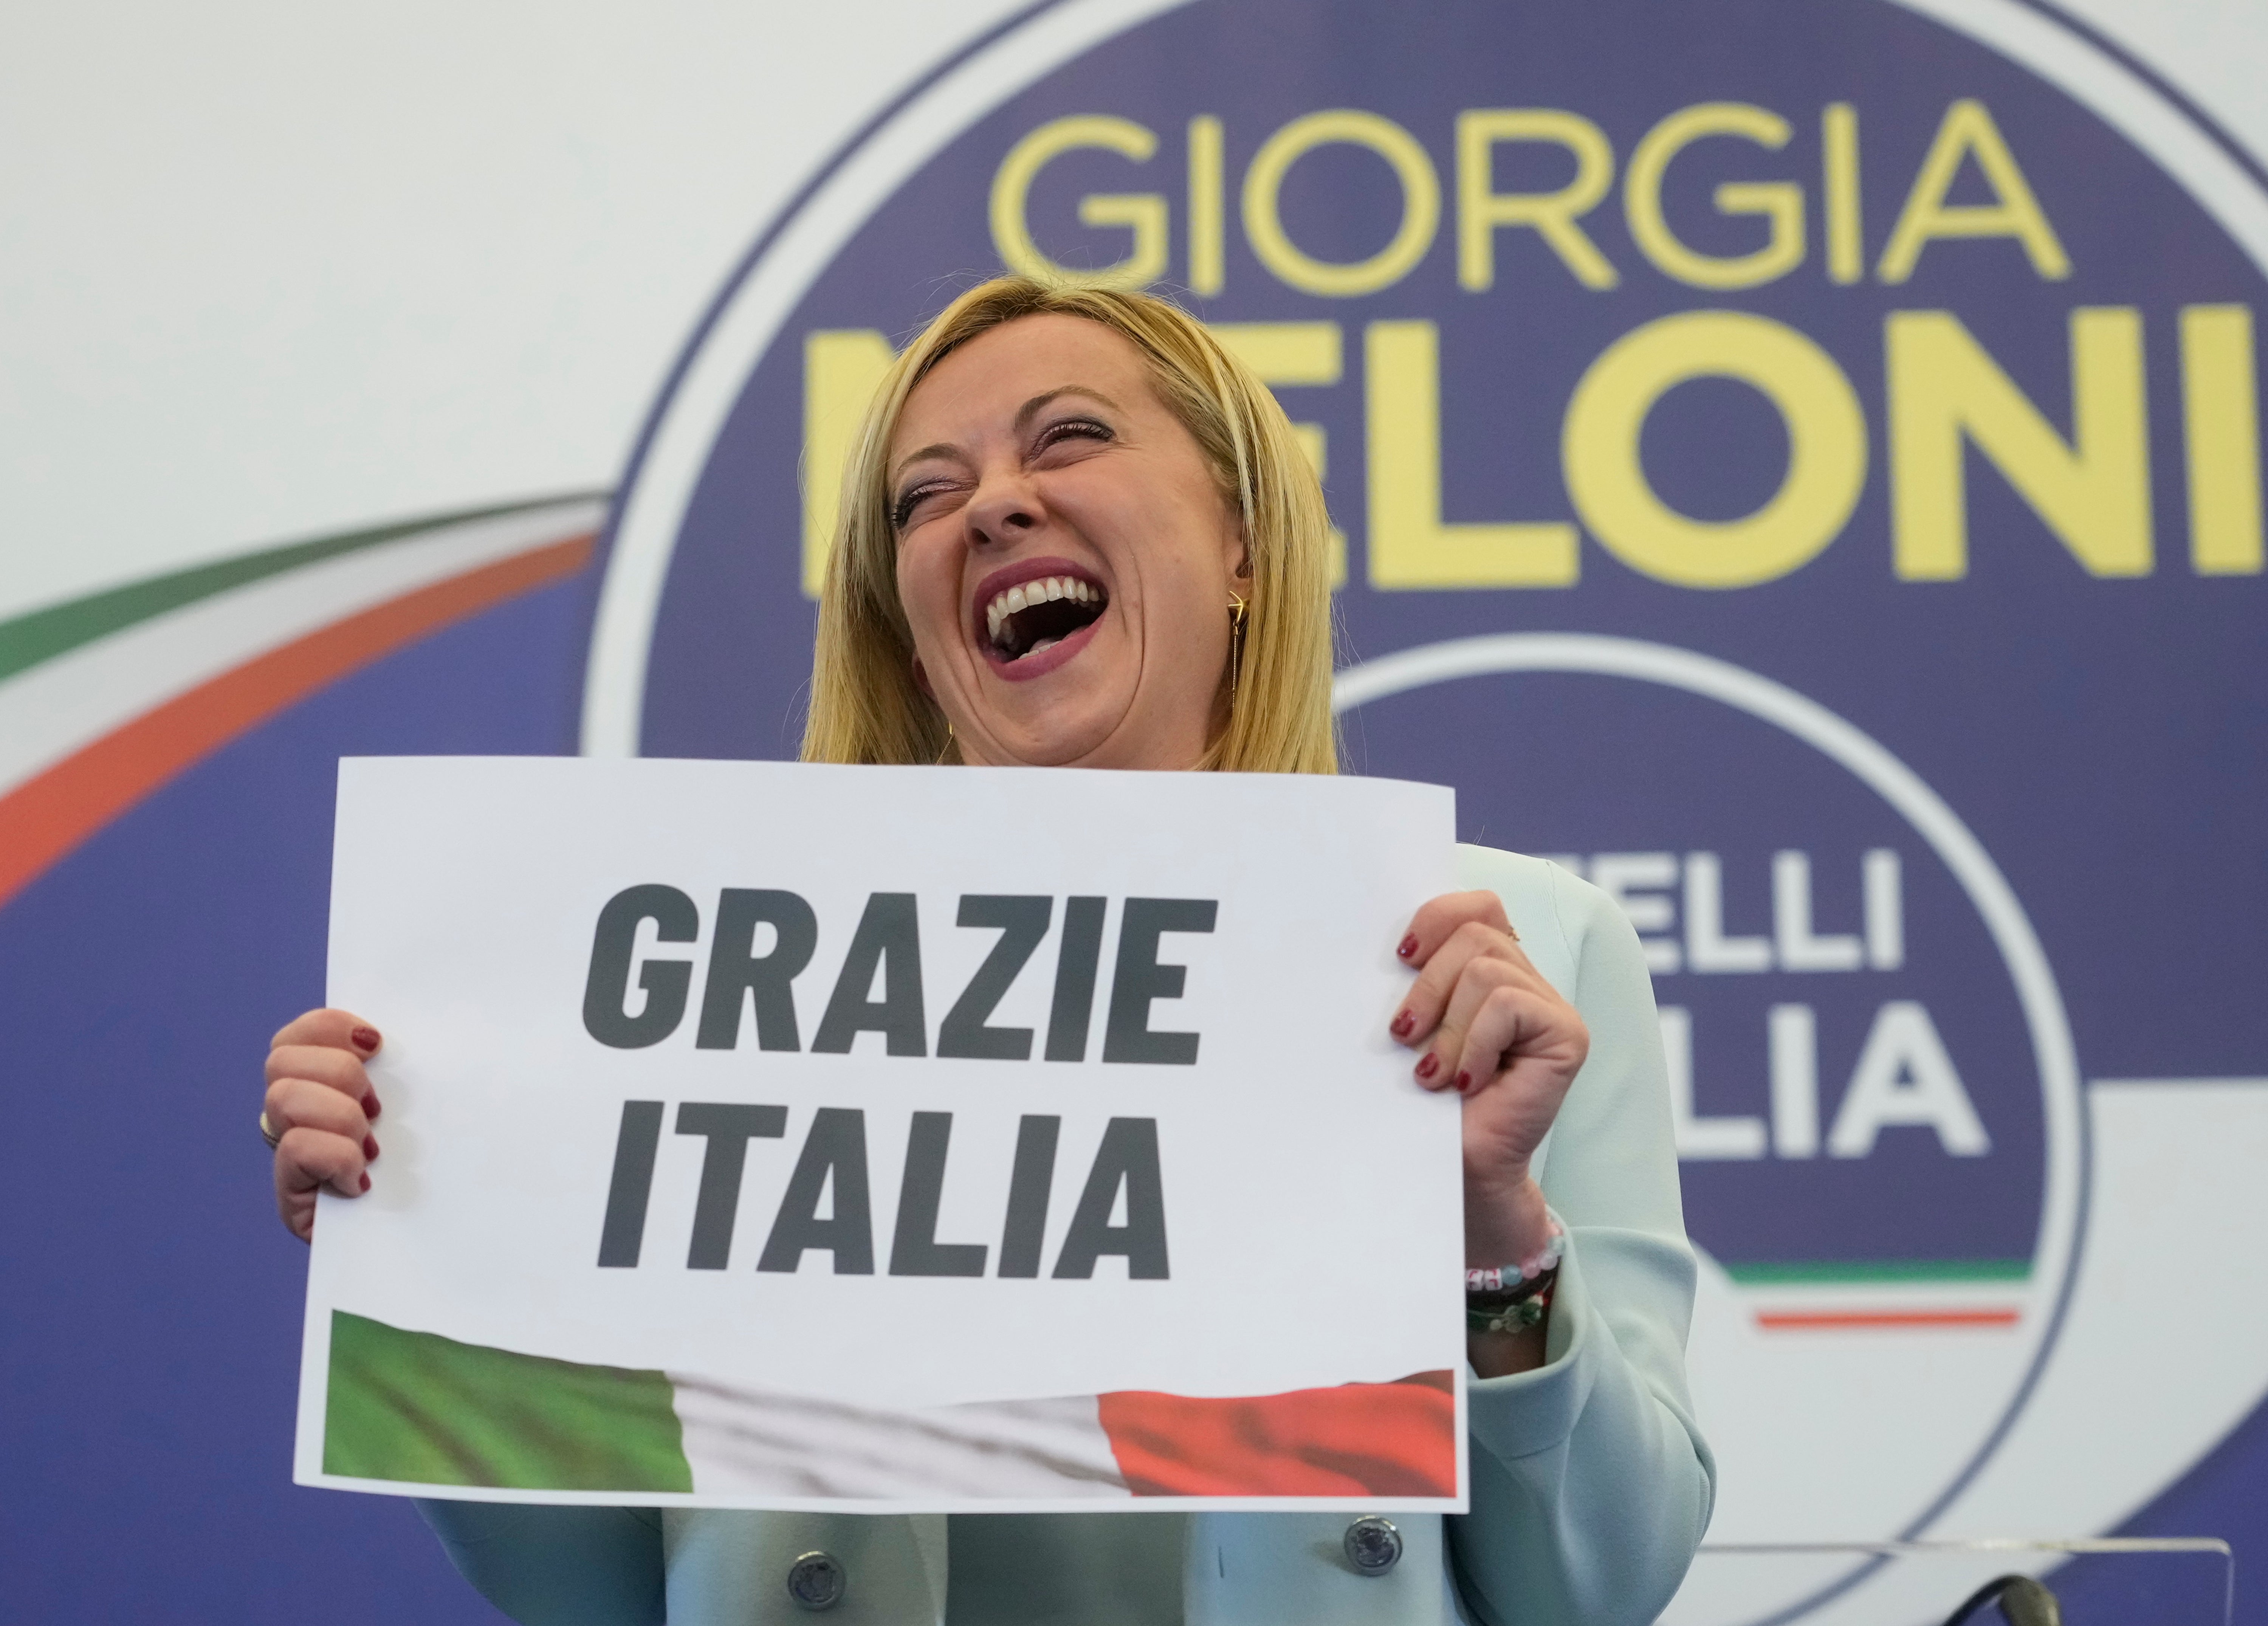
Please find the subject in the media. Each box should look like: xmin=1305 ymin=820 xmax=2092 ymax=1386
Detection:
xmin=888 ymin=313 xmax=1248 ymax=770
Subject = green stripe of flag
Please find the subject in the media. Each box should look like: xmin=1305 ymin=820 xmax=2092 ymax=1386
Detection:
xmin=324 ymin=1311 xmax=691 ymax=1492
xmin=1723 ymin=1258 xmax=2031 ymax=1285
xmin=0 ymin=493 xmax=604 ymax=685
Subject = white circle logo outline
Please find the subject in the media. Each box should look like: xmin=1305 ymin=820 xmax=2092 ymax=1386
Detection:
xmin=1334 ymin=632 xmax=2087 ymax=1602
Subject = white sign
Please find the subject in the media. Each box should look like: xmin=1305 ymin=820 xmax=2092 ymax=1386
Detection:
xmin=295 ymin=758 xmax=1465 ymax=1512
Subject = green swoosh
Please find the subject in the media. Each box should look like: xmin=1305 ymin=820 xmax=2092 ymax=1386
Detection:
xmin=0 ymin=492 xmax=607 ymax=685
xmin=1724 ymin=1258 xmax=2032 ymax=1286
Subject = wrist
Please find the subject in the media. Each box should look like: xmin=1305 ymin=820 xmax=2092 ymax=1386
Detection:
xmin=1463 ymin=1170 xmax=1553 ymax=1269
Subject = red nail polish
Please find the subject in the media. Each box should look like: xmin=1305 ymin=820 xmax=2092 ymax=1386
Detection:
xmin=1456 ymin=1071 xmax=1473 ymax=1093
xmin=363 ymin=1094 xmax=381 ymax=1121
xmin=1397 ymin=934 xmax=1419 ymax=959
xmin=358 ymin=1172 xmax=371 ymax=1193
xmin=351 ymin=1026 xmax=381 ymax=1054
xmin=363 ymin=1135 xmax=380 ymax=1161
xmin=1415 ymin=1052 xmax=1439 ymax=1080
xmin=1389 ymin=1011 xmax=1414 ymax=1039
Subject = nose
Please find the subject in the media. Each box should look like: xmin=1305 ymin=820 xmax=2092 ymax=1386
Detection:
xmin=961 ymin=464 xmax=1045 ymax=548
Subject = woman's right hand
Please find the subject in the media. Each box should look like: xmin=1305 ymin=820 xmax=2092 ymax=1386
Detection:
xmin=265 ymin=1009 xmax=384 ymax=1242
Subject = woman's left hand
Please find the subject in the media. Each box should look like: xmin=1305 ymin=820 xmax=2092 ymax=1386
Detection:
xmin=1390 ymin=891 xmax=1589 ymax=1270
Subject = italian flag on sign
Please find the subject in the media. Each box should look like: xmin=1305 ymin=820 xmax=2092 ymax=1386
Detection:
xmin=323 ymin=1313 xmax=1457 ymax=1501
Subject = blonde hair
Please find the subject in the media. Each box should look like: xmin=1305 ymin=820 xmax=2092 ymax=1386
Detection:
xmin=799 ymin=276 xmax=1338 ymax=774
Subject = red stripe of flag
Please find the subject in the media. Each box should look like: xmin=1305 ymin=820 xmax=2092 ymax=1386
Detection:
xmin=1098 ymin=1371 xmax=1457 ymax=1497
xmin=1756 ymin=1309 xmax=2022 ymax=1330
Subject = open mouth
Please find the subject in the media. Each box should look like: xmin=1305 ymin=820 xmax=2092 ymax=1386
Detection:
xmin=978 ymin=569 xmax=1109 ymax=665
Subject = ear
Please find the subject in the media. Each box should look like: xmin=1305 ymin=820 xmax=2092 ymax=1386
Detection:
xmin=910 ymin=656 xmax=935 ymax=699
xmin=1224 ymin=520 xmax=1253 ymax=595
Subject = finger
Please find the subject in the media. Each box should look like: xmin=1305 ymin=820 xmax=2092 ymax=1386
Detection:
xmin=276 ymin=1125 xmax=371 ymax=1204
xmin=1397 ymin=891 xmax=1510 ymax=967
xmin=271 ymin=1008 xmax=383 ymax=1060
xmin=1430 ymin=955 xmax=1515 ymax=1074
xmin=278 ymin=1165 xmax=344 ymax=1243
xmin=280 ymin=1186 xmax=317 ymax=1242
xmin=1394 ymin=919 xmax=1527 ymax=1048
xmin=264 ymin=1042 xmax=373 ymax=1102
xmin=1449 ymin=981 xmax=1587 ymax=1096
xmin=264 ymin=1076 xmax=374 ymax=1149
xmin=1423 ymin=956 xmax=1536 ymax=1087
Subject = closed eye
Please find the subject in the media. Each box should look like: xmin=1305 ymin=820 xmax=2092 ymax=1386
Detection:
xmin=892 ymin=478 xmax=960 ymax=531
xmin=1032 ymin=417 xmax=1114 ymax=457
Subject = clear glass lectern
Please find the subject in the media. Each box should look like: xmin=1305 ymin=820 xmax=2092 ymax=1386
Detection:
xmin=1665 ymin=1538 xmax=2234 ymax=1626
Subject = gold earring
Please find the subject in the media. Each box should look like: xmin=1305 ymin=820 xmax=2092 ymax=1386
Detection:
xmin=933 ymin=719 xmax=956 ymax=765
xmin=1226 ymin=593 xmax=1248 ymax=699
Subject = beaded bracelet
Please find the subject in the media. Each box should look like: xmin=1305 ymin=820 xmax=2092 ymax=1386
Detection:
xmin=1467 ymin=1279 xmax=1555 ymax=1334
xmin=1464 ymin=1221 xmax=1565 ymax=1296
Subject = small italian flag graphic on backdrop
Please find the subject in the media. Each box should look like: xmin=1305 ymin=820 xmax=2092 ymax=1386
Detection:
xmin=324 ymin=1313 xmax=1455 ymax=1499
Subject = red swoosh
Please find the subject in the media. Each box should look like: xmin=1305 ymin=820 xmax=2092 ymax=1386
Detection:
xmin=0 ymin=534 xmax=592 ymax=910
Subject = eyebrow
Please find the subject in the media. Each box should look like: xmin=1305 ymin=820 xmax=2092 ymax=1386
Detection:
xmin=1015 ymin=384 xmax=1123 ymax=433
xmin=889 ymin=386 xmax=1126 ymax=487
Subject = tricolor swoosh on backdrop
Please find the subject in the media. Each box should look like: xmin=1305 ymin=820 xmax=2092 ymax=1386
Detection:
xmin=0 ymin=496 xmax=605 ymax=910
xmin=1723 ymin=1257 xmax=2029 ymax=1332
xmin=321 ymin=1311 xmax=1458 ymax=1500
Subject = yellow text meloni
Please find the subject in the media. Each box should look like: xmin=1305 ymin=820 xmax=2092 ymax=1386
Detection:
xmin=801 ymin=302 xmax=2263 ymax=594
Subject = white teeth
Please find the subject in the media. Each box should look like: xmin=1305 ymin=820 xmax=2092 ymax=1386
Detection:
xmin=982 ymin=575 xmax=1106 ymax=654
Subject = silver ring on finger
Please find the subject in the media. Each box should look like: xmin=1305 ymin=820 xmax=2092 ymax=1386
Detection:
xmin=259 ymin=1110 xmax=283 ymax=1151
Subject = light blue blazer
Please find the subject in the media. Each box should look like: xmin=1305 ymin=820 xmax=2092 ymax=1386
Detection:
xmin=420 ymin=848 xmax=1716 ymax=1625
